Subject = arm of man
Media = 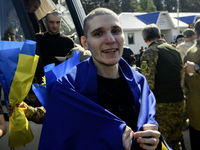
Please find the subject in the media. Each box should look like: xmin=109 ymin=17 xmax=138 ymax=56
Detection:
xmin=0 ymin=101 xmax=7 ymax=138
xmin=0 ymin=114 xmax=7 ymax=138
xmin=7 ymin=102 xmax=45 ymax=124
xmin=140 ymin=49 xmax=158 ymax=90
xmin=123 ymin=124 xmax=160 ymax=150
xmin=184 ymin=61 xmax=200 ymax=73
xmin=123 ymin=126 xmax=134 ymax=150
xmin=134 ymin=124 xmax=160 ymax=150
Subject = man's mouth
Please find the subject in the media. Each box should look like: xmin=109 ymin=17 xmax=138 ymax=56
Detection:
xmin=102 ymin=49 xmax=117 ymax=53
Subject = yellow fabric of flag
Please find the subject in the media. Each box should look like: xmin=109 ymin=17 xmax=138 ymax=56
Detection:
xmin=161 ymin=141 xmax=169 ymax=150
xmin=8 ymin=53 xmax=39 ymax=149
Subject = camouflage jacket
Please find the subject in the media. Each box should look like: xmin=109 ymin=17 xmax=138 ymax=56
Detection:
xmin=26 ymin=105 xmax=46 ymax=124
xmin=140 ymin=39 xmax=184 ymax=103
xmin=140 ymin=40 xmax=161 ymax=90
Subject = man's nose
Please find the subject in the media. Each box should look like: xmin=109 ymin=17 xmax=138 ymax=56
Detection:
xmin=106 ymin=32 xmax=115 ymax=43
xmin=53 ymin=23 xmax=58 ymax=27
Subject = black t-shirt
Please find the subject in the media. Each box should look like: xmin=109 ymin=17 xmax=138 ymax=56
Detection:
xmin=36 ymin=32 xmax=75 ymax=67
xmin=97 ymin=71 xmax=138 ymax=132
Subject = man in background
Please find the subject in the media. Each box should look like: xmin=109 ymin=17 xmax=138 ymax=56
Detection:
xmin=36 ymin=11 xmax=75 ymax=68
xmin=184 ymin=19 xmax=200 ymax=150
xmin=177 ymin=28 xmax=196 ymax=62
xmin=24 ymin=0 xmax=41 ymax=13
xmin=140 ymin=24 xmax=184 ymax=150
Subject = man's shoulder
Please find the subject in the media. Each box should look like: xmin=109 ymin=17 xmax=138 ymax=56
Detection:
xmin=177 ymin=42 xmax=186 ymax=47
xmin=144 ymin=45 xmax=159 ymax=55
xmin=35 ymin=32 xmax=46 ymax=37
xmin=35 ymin=32 xmax=46 ymax=41
xmin=60 ymin=34 xmax=73 ymax=40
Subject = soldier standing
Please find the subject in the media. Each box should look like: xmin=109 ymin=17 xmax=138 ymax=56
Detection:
xmin=140 ymin=24 xmax=184 ymax=150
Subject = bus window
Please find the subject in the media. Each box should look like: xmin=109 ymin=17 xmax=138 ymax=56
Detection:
xmin=0 ymin=0 xmax=85 ymax=45
xmin=0 ymin=0 xmax=25 ymax=41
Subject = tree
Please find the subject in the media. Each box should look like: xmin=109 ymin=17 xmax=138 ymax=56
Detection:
xmin=163 ymin=0 xmax=200 ymax=12
xmin=139 ymin=0 xmax=148 ymax=12
xmin=139 ymin=0 xmax=156 ymax=12
xmin=153 ymin=0 xmax=163 ymax=11
xmin=121 ymin=0 xmax=140 ymax=12
xmin=146 ymin=0 xmax=157 ymax=12
xmin=130 ymin=0 xmax=141 ymax=12
xmin=164 ymin=0 xmax=176 ymax=12
xmin=104 ymin=0 xmax=122 ymax=14
xmin=80 ymin=0 xmax=140 ymax=14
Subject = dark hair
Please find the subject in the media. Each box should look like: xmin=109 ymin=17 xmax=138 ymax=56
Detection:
xmin=142 ymin=24 xmax=161 ymax=41
xmin=161 ymin=33 xmax=165 ymax=39
xmin=195 ymin=19 xmax=200 ymax=37
xmin=45 ymin=11 xmax=61 ymax=20
xmin=83 ymin=8 xmax=118 ymax=37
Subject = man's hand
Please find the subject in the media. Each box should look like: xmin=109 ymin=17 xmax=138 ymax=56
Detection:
xmin=133 ymin=124 xmax=160 ymax=150
xmin=184 ymin=61 xmax=195 ymax=74
xmin=123 ymin=126 xmax=134 ymax=150
xmin=7 ymin=102 xmax=28 ymax=117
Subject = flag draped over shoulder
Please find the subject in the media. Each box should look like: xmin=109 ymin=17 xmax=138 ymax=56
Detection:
xmin=0 ymin=40 xmax=39 ymax=149
xmin=32 ymin=50 xmax=80 ymax=109
xmin=38 ymin=58 xmax=172 ymax=150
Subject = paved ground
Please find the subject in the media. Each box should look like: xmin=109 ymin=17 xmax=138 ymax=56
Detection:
xmin=183 ymin=128 xmax=191 ymax=150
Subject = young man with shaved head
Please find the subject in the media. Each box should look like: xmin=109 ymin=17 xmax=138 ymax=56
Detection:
xmin=39 ymin=8 xmax=170 ymax=150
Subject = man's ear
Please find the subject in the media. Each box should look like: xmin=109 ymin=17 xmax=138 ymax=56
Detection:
xmin=81 ymin=36 xmax=89 ymax=50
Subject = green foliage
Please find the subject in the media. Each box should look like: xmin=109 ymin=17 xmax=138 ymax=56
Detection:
xmin=153 ymin=0 xmax=163 ymax=11
xmin=139 ymin=0 xmax=156 ymax=12
xmin=146 ymin=0 xmax=157 ymax=12
xmin=139 ymin=0 xmax=148 ymax=11
xmin=80 ymin=0 xmax=200 ymax=14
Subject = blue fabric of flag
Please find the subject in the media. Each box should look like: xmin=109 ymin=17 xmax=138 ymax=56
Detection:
xmin=0 ymin=40 xmax=38 ymax=149
xmin=38 ymin=58 xmax=171 ymax=150
xmin=20 ymin=40 xmax=36 ymax=56
xmin=0 ymin=40 xmax=35 ymax=105
xmin=0 ymin=47 xmax=19 ymax=104
xmin=32 ymin=50 xmax=80 ymax=109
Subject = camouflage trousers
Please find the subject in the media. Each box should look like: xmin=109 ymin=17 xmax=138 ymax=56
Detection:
xmin=156 ymin=100 xmax=185 ymax=150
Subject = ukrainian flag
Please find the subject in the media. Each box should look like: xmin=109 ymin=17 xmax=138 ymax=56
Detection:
xmin=0 ymin=40 xmax=39 ymax=149
xmin=32 ymin=50 xmax=80 ymax=109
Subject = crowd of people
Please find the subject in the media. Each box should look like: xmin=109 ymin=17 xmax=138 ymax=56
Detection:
xmin=0 ymin=2 xmax=200 ymax=150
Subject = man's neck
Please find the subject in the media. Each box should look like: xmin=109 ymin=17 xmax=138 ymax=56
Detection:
xmin=47 ymin=31 xmax=59 ymax=35
xmin=95 ymin=62 xmax=119 ymax=79
xmin=146 ymin=38 xmax=160 ymax=47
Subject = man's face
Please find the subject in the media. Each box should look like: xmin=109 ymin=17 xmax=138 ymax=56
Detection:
xmin=27 ymin=1 xmax=40 ymax=13
xmin=190 ymin=34 xmax=196 ymax=41
xmin=45 ymin=15 xmax=61 ymax=35
xmin=81 ymin=14 xmax=124 ymax=67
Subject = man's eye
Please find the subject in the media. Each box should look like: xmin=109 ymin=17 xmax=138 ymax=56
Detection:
xmin=112 ymin=29 xmax=121 ymax=34
xmin=94 ymin=32 xmax=103 ymax=37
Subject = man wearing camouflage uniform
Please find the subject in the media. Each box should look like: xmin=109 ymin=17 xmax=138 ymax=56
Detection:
xmin=140 ymin=24 xmax=184 ymax=150
xmin=177 ymin=28 xmax=196 ymax=62
xmin=176 ymin=28 xmax=195 ymax=132
xmin=184 ymin=19 xmax=200 ymax=150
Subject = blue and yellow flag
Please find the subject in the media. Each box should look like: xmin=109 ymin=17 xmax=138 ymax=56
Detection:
xmin=32 ymin=50 xmax=80 ymax=109
xmin=0 ymin=40 xmax=39 ymax=149
xmin=38 ymin=58 xmax=172 ymax=150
